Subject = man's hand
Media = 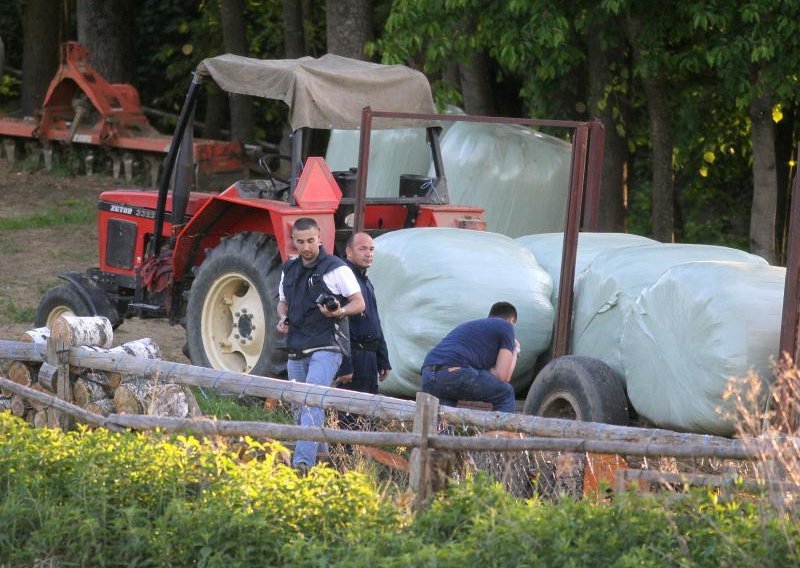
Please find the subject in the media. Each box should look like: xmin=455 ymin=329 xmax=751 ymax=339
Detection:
xmin=379 ymin=368 xmax=390 ymax=381
xmin=336 ymin=373 xmax=353 ymax=385
xmin=319 ymin=300 xmax=342 ymax=318
xmin=276 ymin=317 xmax=289 ymax=335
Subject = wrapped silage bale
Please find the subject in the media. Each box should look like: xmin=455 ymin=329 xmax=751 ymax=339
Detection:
xmin=370 ymin=228 xmax=554 ymax=397
xmin=572 ymin=244 xmax=768 ymax=377
xmin=433 ymin=121 xmax=572 ymax=237
xmin=516 ymin=232 xmax=656 ymax=304
xmin=620 ymin=261 xmax=785 ymax=435
xmin=325 ymin=128 xmax=431 ymax=197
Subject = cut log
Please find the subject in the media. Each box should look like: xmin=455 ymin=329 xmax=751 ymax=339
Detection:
xmin=73 ymin=378 xmax=109 ymax=408
xmin=147 ymin=384 xmax=202 ymax=418
xmin=86 ymin=398 xmax=115 ymax=416
xmin=102 ymin=339 xmax=161 ymax=387
xmin=81 ymin=371 xmax=119 ymax=392
xmin=10 ymin=394 xmax=28 ymax=417
xmin=37 ymin=363 xmax=58 ymax=392
xmin=0 ymin=397 xmax=11 ymax=411
xmin=50 ymin=316 xmax=113 ymax=349
xmin=114 ymin=377 xmax=152 ymax=414
xmin=19 ymin=327 xmax=49 ymax=345
xmin=7 ymin=360 xmax=32 ymax=385
xmin=27 ymin=383 xmax=50 ymax=411
xmin=117 ymin=337 xmax=161 ymax=359
xmin=33 ymin=409 xmax=48 ymax=428
xmin=24 ymin=408 xmax=37 ymax=425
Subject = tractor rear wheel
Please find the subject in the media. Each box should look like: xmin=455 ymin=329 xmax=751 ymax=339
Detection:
xmin=35 ymin=284 xmax=92 ymax=328
xmin=523 ymin=356 xmax=629 ymax=425
xmin=185 ymin=232 xmax=285 ymax=377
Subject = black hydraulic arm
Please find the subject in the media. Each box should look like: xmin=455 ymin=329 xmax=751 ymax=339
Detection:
xmin=149 ymin=74 xmax=203 ymax=257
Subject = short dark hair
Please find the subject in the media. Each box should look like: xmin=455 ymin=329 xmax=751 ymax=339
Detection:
xmin=292 ymin=217 xmax=319 ymax=234
xmin=345 ymin=231 xmax=369 ymax=249
xmin=489 ymin=301 xmax=517 ymax=320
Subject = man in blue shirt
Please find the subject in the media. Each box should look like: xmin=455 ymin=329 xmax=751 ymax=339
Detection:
xmin=421 ymin=302 xmax=520 ymax=413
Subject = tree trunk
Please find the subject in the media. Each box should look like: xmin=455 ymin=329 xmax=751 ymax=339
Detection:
xmin=326 ymin=0 xmax=373 ymax=60
xmin=585 ymin=26 xmax=627 ymax=232
xmin=21 ymin=0 xmax=61 ymax=116
xmin=642 ymin=75 xmax=675 ymax=242
xmin=203 ymin=84 xmax=226 ymax=140
xmin=627 ymin=18 xmax=674 ymax=242
xmin=283 ymin=0 xmax=306 ymax=58
xmin=219 ymin=0 xmax=255 ymax=144
xmin=459 ymin=51 xmax=495 ymax=115
xmin=76 ymin=0 xmax=137 ymax=84
xmin=749 ymin=87 xmax=778 ymax=263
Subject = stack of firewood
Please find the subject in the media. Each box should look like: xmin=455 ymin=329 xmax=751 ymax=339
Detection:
xmin=1 ymin=318 xmax=200 ymax=426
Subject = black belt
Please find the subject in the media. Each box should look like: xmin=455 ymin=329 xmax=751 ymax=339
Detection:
xmin=422 ymin=365 xmax=462 ymax=373
xmin=352 ymin=339 xmax=380 ymax=352
xmin=287 ymin=346 xmax=339 ymax=359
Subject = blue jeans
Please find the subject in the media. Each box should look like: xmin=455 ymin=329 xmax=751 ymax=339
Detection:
xmin=287 ymin=350 xmax=343 ymax=467
xmin=421 ymin=367 xmax=516 ymax=413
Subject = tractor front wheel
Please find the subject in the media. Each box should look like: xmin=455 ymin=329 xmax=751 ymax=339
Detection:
xmin=35 ymin=284 xmax=92 ymax=328
xmin=185 ymin=232 xmax=285 ymax=377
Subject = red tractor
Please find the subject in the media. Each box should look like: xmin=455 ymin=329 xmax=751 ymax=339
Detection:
xmin=34 ymin=53 xmax=484 ymax=377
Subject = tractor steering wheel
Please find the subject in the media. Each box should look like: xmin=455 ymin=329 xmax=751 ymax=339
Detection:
xmin=257 ymin=153 xmax=291 ymax=199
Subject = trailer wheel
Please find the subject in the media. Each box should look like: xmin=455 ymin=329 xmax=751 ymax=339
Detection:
xmin=35 ymin=284 xmax=92 ymax=328
xmin=523 ymin=356 xmax=629 ymax=425
xmin=186 ymin=232 xmax=285 ymax=377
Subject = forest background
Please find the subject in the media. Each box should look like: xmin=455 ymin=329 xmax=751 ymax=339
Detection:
xmin=1 ymin=0 xmax=799 ymax=264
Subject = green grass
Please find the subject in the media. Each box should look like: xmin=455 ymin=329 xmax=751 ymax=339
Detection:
xmin=0 ymin=300 xmax=36 ymax=324
xmin=0 ymin=198 xmax=94 ymax=231
xmin=194 ymin=389 xmax=294 ymax=423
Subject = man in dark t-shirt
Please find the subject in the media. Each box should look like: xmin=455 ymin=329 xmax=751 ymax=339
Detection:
xmin=421 ymin=302 xmax=520 ymax=413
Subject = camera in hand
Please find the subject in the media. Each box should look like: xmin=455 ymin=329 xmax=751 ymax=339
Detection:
xmin=315 ymin=293 xmax=340 ymax=312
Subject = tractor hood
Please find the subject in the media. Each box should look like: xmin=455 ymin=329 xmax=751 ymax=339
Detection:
xmin=196 ymin=53 xmax=437 ymax=131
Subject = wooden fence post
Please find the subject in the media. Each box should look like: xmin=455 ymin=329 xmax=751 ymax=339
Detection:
xmin=410 ymin=392 xmax=439 ymax=510
xmin=46 ymin=325 xmax=73 ymax=430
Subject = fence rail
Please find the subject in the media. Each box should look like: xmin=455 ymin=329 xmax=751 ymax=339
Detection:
xmin=1 ymin=334 xmax=796 ymax=506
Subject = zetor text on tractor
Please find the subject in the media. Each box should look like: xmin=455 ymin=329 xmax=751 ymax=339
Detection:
xmin=34 ymin=53 xmax=485 ymax=377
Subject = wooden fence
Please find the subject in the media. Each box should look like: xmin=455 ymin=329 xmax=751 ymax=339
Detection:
xmin=1 ymin=320 xmax=797 ymax=507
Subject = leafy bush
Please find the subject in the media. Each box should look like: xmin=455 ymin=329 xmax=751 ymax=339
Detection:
xmin=0 ymin=413 xmax=397 ymax=566
xmin=1 ymin=413 xmax=798 ymax=567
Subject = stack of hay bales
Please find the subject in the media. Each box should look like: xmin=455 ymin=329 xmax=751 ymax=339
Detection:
xmin=371 ymin=228 xmax=782 ymax=435
xmin=370 ymin=228 xmax=554 ymax=397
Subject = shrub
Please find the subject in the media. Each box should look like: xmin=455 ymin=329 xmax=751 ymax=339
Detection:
xmin=1 ymin=413 xmax=798 ymax=566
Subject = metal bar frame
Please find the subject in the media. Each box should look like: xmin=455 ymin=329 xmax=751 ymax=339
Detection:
xmin=354 ymin=108 xmax=604 ymax=357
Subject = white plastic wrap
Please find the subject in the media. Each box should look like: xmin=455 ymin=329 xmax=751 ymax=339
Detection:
xmin=369 ymin=228 xmax=554 ymax=397
xmin=620 ymin=261 xmax=785 ymax=435
xmin=433 ymin=122 xmax=572 ymax=237
xmin=325 ymin=128 xmax=431 ymax=197
xmin=516 ymin=232 xmax=656 ymax=304
xmin=572 ymin=244 xmax=768 ymax=377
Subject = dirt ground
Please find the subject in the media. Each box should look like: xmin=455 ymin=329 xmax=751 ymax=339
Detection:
xmin=0 ymin=161 xmax=189 ymax=363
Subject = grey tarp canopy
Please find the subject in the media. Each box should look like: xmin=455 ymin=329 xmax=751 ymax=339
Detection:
xmin=196 ymin=53 xmax=437 ymax=131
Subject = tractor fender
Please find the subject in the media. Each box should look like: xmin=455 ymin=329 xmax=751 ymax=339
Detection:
xmin=57 ymin=272 xmax=121 ymax=328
